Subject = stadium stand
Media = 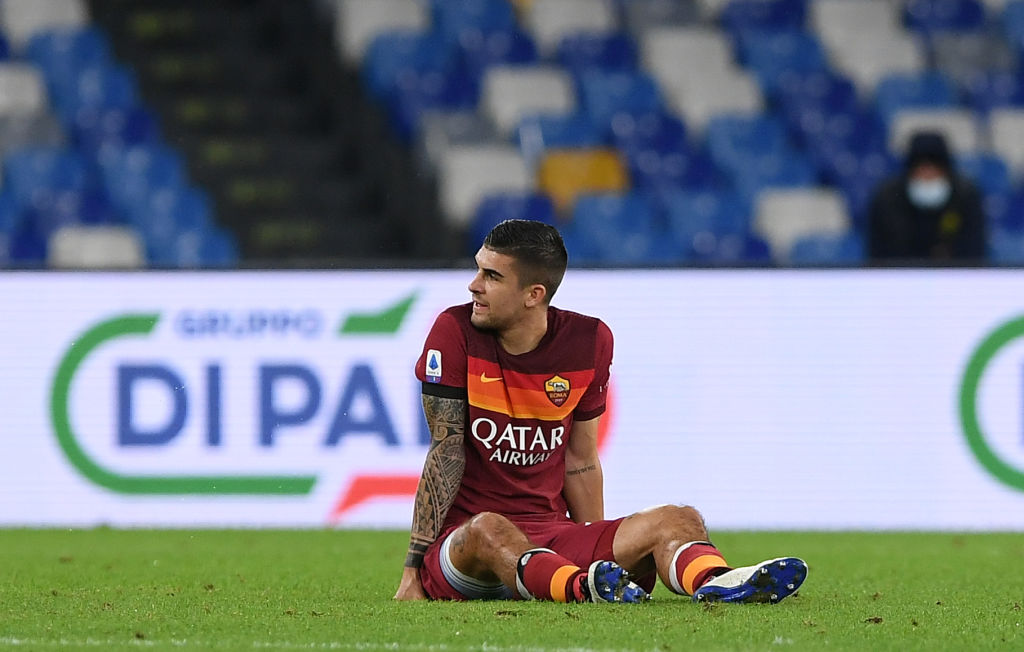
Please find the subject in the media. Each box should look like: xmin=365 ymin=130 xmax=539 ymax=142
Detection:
xmin=5 ymin=0 xmax=1024 ymax=268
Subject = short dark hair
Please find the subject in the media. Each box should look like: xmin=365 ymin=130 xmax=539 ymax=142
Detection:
xmin=483 ymin=219 xmax=568 ymax=303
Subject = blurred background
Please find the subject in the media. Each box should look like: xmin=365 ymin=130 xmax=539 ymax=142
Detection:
xmin=2 ymin=0 xmax=1024 ymax=270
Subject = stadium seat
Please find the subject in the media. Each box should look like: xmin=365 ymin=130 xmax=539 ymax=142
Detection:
xmin=789 ymin=232 xmax=865 ymax=266
xmin=432 ymin=0 xmax=518 ymax=46
xmin=989 ymin=108 xmax=1024 ymax=179
xmin=753 ymin=188 xmax=852 ymax=262
xmin=72 ymin=105 xmax=160 ymax=154
xmin=152 ymin=226 xmax=239 ymax=269
xmin=962 ymin=69 xmax=1024 ymax=113
xmin=97 ymin=144 xmax=188 ymax=217
xmin=0 ymin=33 xmax=9 ymax=60
xmin=469 ymin=192 xmax=557 ymax=252
xmin=826 ymin=33 xmax=926 ymax=96
xmin=641 ymin=27 xmax=734 ymax=97
xmin=666 ymin=70 xmax=764 ymax=133
xmin=663 ymin=188 xmax=751 ymax=257
xmin=933 ymin=33 xmax=1016 ymax=91
xmin=874 ymin=71 xmax=958 ymax=123
xmin=437 ymin=144 xmax=532 ymax=226
xmin=2 ymin=146 xmax=90 ymax=210
xmin=623 ymin=0 xmax=701 ymax=38
xmin=706 ymin=114 xmax=789 ymax=172
xmin=577 ymin=70 xmax=663 ymax=132
xmin=515 ymin=113 xmax=604 ymax=166
xmin=46 ymin=224 xmax=144 ymax=268
xmin=387 ymin=63 xmax=477 ymax=140
xmin=27 ymin=188 xmax=119 ymax=238
xmin=888 ymin=109 xmax=981 ymax=156
xmin=47 ymin=63 xmax=140 ymax=128
xmin=566 ymin=192 xmax=681 ymax=264
xmin=0 ymin=0 xmax=89 ymax=53
xmin=418 ymin=110 xmax=497 ymax=171
xmin=0 ymin=111 xmax=64 ymax=157
xmin=811 ymin=0 xmax=901 ymax=52
xmin=135 ymin=186 xmax=214 ymax=252
xmin=903 ymin=0 xmax=987 ymax=33
xmin=522 ymin=0 xmax=618 ymax=56
xmin=958 ymin=153 xmax=1013 ymax=197
xmin=738 ymin=31 xmax=830 ymax=97
xmin=335 ymin=0 xmax=428 ymax=64
xmin=0 ymin=63 xmax=48 ymax=116
xmin=457 ymin=27 xmax=539 ymax=83
xmin=720 ymin=0 xmax=807 ymax=34
xmin=537 ymin=148 xmax=629 ymax=212
xmin=557 ymin=33 xmax=637 ymax=79
xmin=989 ymin=228 xmax=1024 ymax=264
xmin=480 ymin=65 xmax=576 ymax=136
xmin=25 ymin=26 xmax=111 ymax=86
xmin=624 ymin=145 xmax=717 ymax=193
xmin=362 ymin=32 xmax=454 ymax=102
xmin=1004 ymin=0 xmax=1024 ymax=50
xmin=608 ymin=110 xmax=688 ymax=155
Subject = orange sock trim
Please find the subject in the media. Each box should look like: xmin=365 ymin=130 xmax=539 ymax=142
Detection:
xmin=682 ymin=554 xmax=728 ymax=595
xmin=549 ymin=565 xmax=581 ymax=602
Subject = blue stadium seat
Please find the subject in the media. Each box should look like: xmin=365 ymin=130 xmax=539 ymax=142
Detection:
xmin=457 ymin=28 xmax=538 ymax=83
xmin=8 ymin=222 xmax=47 ymax=265
xmin=137 ymin=186 xmax=213 ymax=253
xmin=720 ymin=0 xmax=807 ymax=33
xmin=663 ymin=189 xmax=750 ymax=256
xmin=469 ymin=192 xmax=557 ymax=252
xmin=957 ymin=153 xmax=1012 ymax=197
xmin=731 ymin=154 xmax=819 ymax=201
xmin=388 ymin=65 xmax=477 ymax=140
xmin=48 ymin=63 xmax=140 ymax=127
xmin=567 ymin=192 xmax=682 ymax=264
xmin=1005 ymin=0 xmax=1024 ymax=50
xmin=0 ymin=33 xmax=9 ymax=60
xmin=577 ymin=70 xmax=663 ymax=132
xmin=27 ymin=188 xmax=119 ymax=238
xmin=705 ymin=114 xmax=789 ymax=172
xmin=98 ymin=144 xmax=187 ymax=217
xmin=904 ymin=0 xmax=986 ymax=33
xmin=962 ymin=70 xmax=1024 ymax=113
xmin=72 ymin=105 xmax=160 ymax=154
xmin=624 ymin=146 xmax=718 ymax=194
xmin=26 ymin=26 xmax=111 ymax=80
xmin=608 ymin=110 xmax=688 ymax=154
xmin=432 ymin=0 xmax=517 ymax=45
xmin=789 ymin=232 xmax=865 ymax=265
xmin=363 ymin=31 xmax=455 ymax=101
xmin=874 ymin=71 xmax=957 ymax=123
xmin=2 ymin=146 xmax=91 ymax=210
xmin=557 ymin=33 xmax=636 ymax=79
xmin=989 ymin=188 xmax=1024 ymax=232
xmin=515 ymin=113 xmax=605 ymax=164
xmin=0 ymin=191 xmax=19 ymax=235
xmin=736 ymin=31 xmax=829 ymax=96
xmin=150 ymin=225 xmax=240 ymax=268
xmin=989 ymin=228 xmax=1024 ymax=264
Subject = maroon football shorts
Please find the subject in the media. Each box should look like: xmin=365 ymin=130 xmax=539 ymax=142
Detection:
xmin=420 ymin=517 xmax=657 ymax=600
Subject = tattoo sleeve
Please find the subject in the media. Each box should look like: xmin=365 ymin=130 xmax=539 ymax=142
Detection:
xmin=405 ymin=394 xmax=467 ymax=568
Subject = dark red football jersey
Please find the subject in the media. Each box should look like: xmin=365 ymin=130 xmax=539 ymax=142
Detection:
xmin=415 ymin=303 xmax=612 ymax=530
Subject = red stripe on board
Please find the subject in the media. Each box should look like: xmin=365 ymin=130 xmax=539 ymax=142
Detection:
xmin=328 ymin=474 xmax=420 ymax=523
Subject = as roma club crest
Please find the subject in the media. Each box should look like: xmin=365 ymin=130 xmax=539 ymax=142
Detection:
xmin=544 ymin=375 xmax=570 ymax=407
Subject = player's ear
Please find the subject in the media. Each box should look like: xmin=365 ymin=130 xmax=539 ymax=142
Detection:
xmin=524 ymin=283 xmax=547 ymax=308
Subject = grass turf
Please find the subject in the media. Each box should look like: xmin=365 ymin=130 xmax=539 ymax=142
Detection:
xmin=0 ymin=530 xmax=1022 ymax=651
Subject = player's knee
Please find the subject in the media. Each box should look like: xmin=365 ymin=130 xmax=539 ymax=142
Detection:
xmin=463 ymin=511 xmax=517 ymax=547
xmin=647 ymin=504 xmax=705 ymax=533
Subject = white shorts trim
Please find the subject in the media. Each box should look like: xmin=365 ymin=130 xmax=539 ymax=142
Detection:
xmin=439 ymin=532 xmax=514 ymax=600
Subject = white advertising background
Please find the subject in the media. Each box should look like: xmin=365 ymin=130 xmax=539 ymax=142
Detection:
xmin=0 ymin=270 xmax=1022 ymax=530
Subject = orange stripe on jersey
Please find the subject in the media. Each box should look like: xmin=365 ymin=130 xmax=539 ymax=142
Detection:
xmin=466 ymin=357 xmax=596 ymax=420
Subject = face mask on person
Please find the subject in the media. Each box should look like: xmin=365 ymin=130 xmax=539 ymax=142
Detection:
xmin=907 ymin=177 xmax=951 ymax=209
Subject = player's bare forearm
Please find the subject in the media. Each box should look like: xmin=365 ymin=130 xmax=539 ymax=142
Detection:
xmin=404 ymin=394 xmax=467 ymax=570
xmin=563 ymin=417 xmax=604 ymax=523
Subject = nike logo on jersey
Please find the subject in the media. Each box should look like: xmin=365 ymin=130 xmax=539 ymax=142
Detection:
xmin=480 ymin=372 xmax=503 ymax=383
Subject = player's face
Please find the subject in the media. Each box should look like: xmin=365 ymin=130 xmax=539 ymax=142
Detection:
xmin=468 ymin=247 xmax=528 ymax=331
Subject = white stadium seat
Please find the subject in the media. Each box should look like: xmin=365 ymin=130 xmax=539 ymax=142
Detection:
xmin=989 ymin=109 xmax=1024 ymax=180
xmin=754 ymin=188 xmax=852 ymax=262
xmin=480 ymin=66 xmax=576 ymax=137
xmin=0 ymin=0 xmax=89 ymax=52
xmin=889 ymin=109 xmax=982 ymax=157
xmin=642 ymin=27 xmax=734 ymax=94
xmin=418 ymin=110 xmax=497 ymax=172
xmin=663 ymin=69 xmax=764 ymax=133
xmin=523 ymin=0 xmax=618 ymax=56
xmin=438 ymin=145 xmax=532 ymax=227
xmin=827 ymin=34 xmax=926 ymax=96
xmin=811 ymin=0 xmax=900 ymax=52
xmin=0 ymin=64 xmax=48 ymax=116
xmin=47 ymin=226 xmax=146 ymax=269
xmin=335 ymin=0 xmax=427 ymax=64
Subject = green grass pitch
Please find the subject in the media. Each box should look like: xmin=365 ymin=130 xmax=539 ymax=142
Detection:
xmin=1 ymin=529 xmax=1022 ymax=650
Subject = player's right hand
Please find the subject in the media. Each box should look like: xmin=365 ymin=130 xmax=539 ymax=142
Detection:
xmin=394 ymin=566 xmax=428 ymax=601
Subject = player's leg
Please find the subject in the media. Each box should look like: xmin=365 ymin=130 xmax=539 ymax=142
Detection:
xmin=437 ymin=512 xmax=647 ymax=603
xmin=611 ymin=504 xmax=807 ymax=603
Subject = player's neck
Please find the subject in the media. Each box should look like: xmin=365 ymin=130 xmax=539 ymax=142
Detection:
xmin=497 ymin=306 xmax=549 ymax=355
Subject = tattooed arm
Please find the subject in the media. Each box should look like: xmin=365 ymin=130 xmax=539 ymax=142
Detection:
xmin=394 ymin=392 xmax=467 ymax=601
xmin=562 ymin=416 xmax=604 ymax=524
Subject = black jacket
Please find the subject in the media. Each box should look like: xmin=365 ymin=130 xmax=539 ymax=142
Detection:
xmin=868 ymin=175 xmax=987 ymax=264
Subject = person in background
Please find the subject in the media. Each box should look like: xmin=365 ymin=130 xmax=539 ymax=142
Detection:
xmin=868 ymin=130 xmax=987 ymax=264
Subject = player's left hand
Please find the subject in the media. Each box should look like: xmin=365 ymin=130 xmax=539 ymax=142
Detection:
xmin=394 ymin=567 xmax=428 ymax=601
